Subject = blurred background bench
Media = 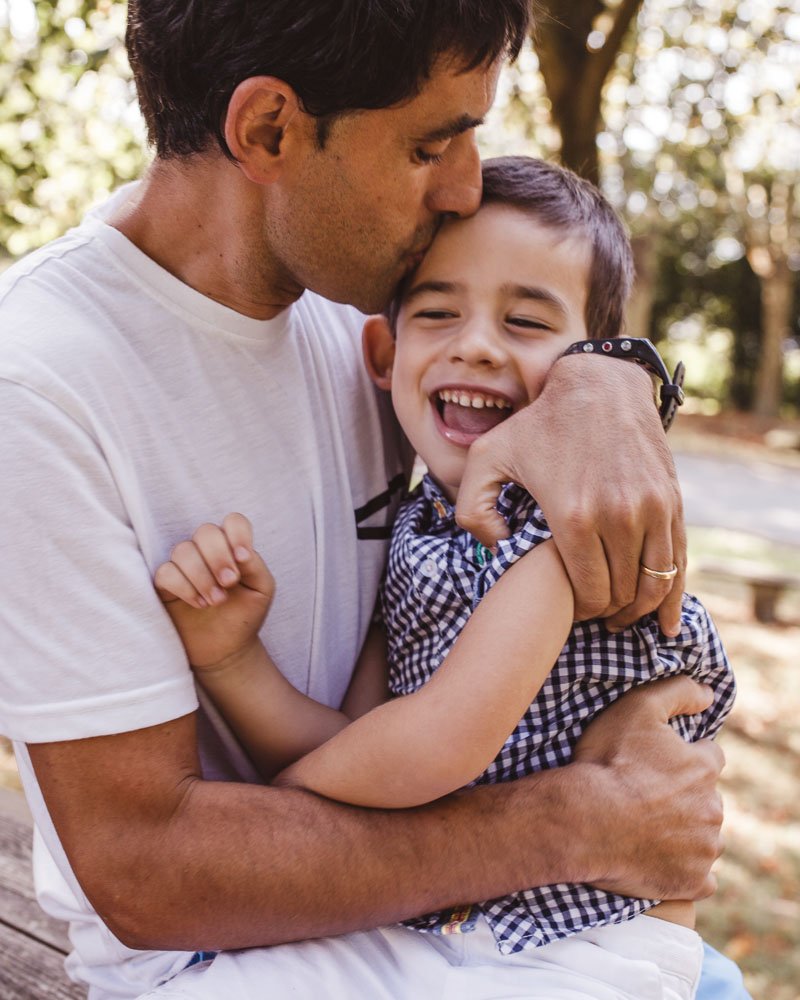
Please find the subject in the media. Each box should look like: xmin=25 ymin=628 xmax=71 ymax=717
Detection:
xmin=0 ymin=787 xmax=83 ymax=999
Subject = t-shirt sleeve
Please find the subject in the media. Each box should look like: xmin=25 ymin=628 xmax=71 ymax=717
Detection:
xmin=0 ymin=381 xmax=198 ymax=742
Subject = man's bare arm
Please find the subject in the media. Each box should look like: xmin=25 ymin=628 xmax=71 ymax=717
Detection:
xmin=28 ymin=676 xmax=722 ymax=952
xmin=456 ymin=356 xmax=685 ymax=634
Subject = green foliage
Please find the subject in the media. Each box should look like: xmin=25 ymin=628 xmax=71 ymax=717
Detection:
xmin=0 ymin=0 xmax=145 ymax=259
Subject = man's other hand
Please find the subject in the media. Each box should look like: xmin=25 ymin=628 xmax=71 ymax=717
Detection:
xmin=573 ymin=676 xmax=725 ymax=901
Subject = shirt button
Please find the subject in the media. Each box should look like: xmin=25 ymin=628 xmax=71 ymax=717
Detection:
xmin=420 ymin=558 xmax=438 ymax=577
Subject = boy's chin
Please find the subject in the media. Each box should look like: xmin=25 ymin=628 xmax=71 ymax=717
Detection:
xmin=425 ymin=467 xmax=463 ymax=505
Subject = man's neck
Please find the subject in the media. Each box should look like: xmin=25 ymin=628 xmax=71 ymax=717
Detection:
xmin=109 ymin=155 xmax=304 ymax=320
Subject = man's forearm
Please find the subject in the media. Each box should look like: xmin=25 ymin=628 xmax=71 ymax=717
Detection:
xmin=31 ymin=678 xmax=723 ymax=952
xmin=88 ymin=768 xmax=591 ymax=951
xmin=30 ymin=715 xmax=592 ymax=952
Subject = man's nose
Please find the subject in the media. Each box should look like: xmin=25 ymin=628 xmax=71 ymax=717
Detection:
xmin=425 ymin=132 xmax=481 ymax=218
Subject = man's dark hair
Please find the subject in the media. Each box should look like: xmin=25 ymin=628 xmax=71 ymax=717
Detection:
xmin=126 ymin=1 xmax=531 ymax=160
xmin=480 ymin=156 xmax=634 ymax=340
xmin=387 ymin=156 xmax=634 ymax=338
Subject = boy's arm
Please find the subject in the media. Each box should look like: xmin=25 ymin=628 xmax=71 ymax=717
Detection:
xmin=341 ymin=621 xmax=390 ymax=719
xmin=196 ymin=625 xmax=388 ymax=777
xmin=154 ymin=518 xmax=388 ymax=778
xmin=276 ymin=540 xmax=573 ymax=807
xmin=195 ymin=642 xmax=352 ymax=777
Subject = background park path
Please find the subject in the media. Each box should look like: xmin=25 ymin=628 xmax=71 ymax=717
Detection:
xmin=674 ymin=447 xmax=800 ymax=547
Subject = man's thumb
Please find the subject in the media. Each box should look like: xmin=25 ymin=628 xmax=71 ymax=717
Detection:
xmin=661 ymin=676 xmax=714 ymax=721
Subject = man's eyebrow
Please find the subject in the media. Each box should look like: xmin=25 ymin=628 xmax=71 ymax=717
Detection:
xmin=403 ymin=280 xmax=463 ymax=305
xmin=416 ymin=114 xmax=484 ymax=144
xmin=504 ymin=283 xmax=568 ymax=315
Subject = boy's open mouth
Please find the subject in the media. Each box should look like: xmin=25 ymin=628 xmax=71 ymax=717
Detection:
xmin=433 ymin=388 xmax=513 ymax=438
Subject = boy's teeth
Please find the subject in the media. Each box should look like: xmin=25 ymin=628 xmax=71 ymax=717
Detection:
xmin=437 ymin=389 xmax=510 ymax=410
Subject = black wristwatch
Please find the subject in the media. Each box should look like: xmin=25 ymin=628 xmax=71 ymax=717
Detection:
xmin=561 ymin=338 xmax=686 ymax=432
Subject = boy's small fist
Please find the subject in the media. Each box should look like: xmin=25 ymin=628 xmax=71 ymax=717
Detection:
xmin=154 ymin=513 xmax=275 ymax=669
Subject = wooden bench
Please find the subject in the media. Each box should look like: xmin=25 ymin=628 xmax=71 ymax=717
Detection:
xmin=0 ymin=787 xmax=84 ymax=999
xmin=698 ymin=559 xmax=800 ymax=623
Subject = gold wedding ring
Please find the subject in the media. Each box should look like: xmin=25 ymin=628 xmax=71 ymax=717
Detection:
xmin=640 ymin=562 xmax=679 ymax=581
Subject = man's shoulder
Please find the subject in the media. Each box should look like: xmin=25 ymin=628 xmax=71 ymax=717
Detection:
xmin=0 ymin=246 xmax=111 ymax=413
xmin=0 ymin=187 xmax=139 ymax=346
xmin=0 ymin=226 xmax=96 ymax=312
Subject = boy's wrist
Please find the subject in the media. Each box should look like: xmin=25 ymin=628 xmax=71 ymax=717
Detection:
xmin=192 ymin=637 xmax=266 ymax=678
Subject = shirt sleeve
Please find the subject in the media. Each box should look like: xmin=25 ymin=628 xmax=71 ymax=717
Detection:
xmin=474 ymin=488 xmax=553 ymax=603
xmin=641 ymin=594 xmax=736 ymax=744
xmin=0 ymin=381 xmax=198 ymax=742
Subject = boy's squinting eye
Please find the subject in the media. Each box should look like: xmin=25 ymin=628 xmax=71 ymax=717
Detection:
xmin=414 ymin=308 xmax=458 ymax=321
xmin=507 ymin=315 xmax=552 ymax=331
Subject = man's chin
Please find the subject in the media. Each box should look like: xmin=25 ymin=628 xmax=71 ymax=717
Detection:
xmin=307 ymin=275 xmax=395 ymax=315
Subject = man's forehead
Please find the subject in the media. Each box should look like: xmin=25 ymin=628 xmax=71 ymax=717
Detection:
xmin=396 ymin=57 xmax=501 ymax=131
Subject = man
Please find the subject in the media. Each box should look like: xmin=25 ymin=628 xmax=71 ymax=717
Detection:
xmin=0 ymin=2 xmax=744 ymax=998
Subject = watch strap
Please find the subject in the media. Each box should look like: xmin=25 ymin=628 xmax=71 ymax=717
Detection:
xmin=562 ymin=338 xmax=686 ymax=432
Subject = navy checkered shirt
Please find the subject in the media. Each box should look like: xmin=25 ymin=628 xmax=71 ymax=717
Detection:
xmin=381 ymin=474 xmax=735 ymax=954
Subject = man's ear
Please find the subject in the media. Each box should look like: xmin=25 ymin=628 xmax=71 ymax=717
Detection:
xmin=224 ymin=77 xmax=301 ymax=184
xmin=362 ymin=315 xmax=396 ymax=391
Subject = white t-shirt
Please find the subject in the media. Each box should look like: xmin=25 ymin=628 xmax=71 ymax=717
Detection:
xmin=0 ymin=188 xmax=406 ymax=998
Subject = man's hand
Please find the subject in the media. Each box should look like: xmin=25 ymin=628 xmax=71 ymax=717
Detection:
xmin=455 ymin=354 xmax=686 ymax=633
xmin=154 ymin=512 xmax=274 ymax=669
xmin=572 ymin=676 xmax=725 ymax=900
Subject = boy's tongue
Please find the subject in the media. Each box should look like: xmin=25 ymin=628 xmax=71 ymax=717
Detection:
xmin=441 ymin=401 xmax=510 ymax=436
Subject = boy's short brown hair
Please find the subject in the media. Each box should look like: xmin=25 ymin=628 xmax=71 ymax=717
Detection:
xmin=388 ymin=156 xmax=634 ymax=339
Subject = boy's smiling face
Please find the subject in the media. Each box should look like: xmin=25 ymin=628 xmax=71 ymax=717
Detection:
xmin=364 ymin=203 xmax=593 ymax=501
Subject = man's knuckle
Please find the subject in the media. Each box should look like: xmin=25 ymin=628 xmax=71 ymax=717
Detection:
xmin=614 ymin=502 xmax=641 ymax=534
xmin=561 ymin=503 xmax=595 ymax=537
xmin=455 ymin=509 xmax=479 ymax=535
xmin=579 ymin=596 xmax=608 ymax=619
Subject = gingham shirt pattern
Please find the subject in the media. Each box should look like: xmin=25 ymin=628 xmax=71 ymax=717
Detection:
xmin=381 ymin=475 xmax=735 ymax=954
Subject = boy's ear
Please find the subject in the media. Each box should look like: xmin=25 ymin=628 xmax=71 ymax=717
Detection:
xmin=362 ymin=315 xmax=396 ymax=391
xmin=224 ymin=76 xmax=301 ymax=184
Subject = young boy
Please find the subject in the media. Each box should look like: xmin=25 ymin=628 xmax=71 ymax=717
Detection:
xmin=153 ymin=157 xmax=734 ymax=999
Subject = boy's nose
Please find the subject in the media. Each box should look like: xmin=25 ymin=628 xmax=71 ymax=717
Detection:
xmin=447 ymin=320 xmax=506 ymax=367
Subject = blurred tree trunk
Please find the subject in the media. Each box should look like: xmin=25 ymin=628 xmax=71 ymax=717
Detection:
xmin=743 ymin=178 xmax=795 ymax=417
xmin=749 ymin=252 xmax=793 ymax=417
xmin=532 ymin=0 xmax=643 ymax=185
xmin=626 ymin=231 xmax=658 ymax=337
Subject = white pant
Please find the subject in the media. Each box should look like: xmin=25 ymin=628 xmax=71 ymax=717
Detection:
xmin=141 ymin=915 xmax=704 ymax=1000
